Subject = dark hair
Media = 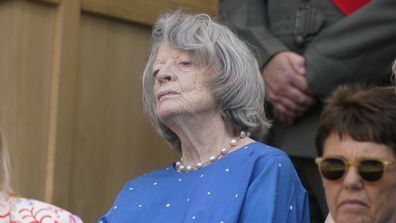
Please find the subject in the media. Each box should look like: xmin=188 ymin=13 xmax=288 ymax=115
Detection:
xmin=316 ymin=84 xmax=396 ymax=156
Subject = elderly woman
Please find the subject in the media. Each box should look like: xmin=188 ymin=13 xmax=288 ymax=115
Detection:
xmin=99 ymin=10 xmax=309 ymax=222
xmin=315 ymin=84 xmax=396 ymax=223
xmin=0 ymin=131 xmax=83 ymax=222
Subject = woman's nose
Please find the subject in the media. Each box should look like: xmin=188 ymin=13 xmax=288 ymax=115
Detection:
xmin=156 ymin=64 xmax=175 ymax=83
xmin=343 ymin=166 xmax=363 ymax=190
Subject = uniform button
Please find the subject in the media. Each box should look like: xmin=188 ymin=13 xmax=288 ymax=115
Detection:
xmin=295 ymin=35 xmax=305 ymax=48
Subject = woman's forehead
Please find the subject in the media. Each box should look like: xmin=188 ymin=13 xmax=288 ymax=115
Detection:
xmin=154 ymin=43 xmax=191 ymax=61
xmin=323 ymin=133 xmax=395 ymax=160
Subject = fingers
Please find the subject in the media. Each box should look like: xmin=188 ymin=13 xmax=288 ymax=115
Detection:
xmin=268 ymin=85 xmax=316 ymax=125
xmin=283 ymin=52 xmax=316 ymax=97
xmin=270 ymin=84 xmax=317 ymax=124
xmin=287 ymin=87 xmax=316 ymax=108
xmin=261 ymin=51 xmax=317 ymax=123
xmin=267 ymin=90 xmax=307 ymax=114
xmin=266 ymin=83 xmax=315 ymax=111
xmin=287 ymin=53 xmax=306 ymax=75
xmin=273 ymin=104 xmax=296 ymax=126
xmin=290 ymin=73 xmax=316 ymax=97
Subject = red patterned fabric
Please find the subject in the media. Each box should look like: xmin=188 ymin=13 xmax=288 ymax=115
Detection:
xmin=331 ymin=0 xmax=370 ymax=15
xmin=0 ymin=194 xmax=83 ymax=223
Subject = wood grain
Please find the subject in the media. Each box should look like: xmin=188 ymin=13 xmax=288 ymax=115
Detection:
xmin=81 ymin=0 xmax=218 ymax=26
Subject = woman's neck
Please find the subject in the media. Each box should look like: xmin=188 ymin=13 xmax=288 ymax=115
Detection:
xmin=166 ymin=112 xmax=252 ymax=168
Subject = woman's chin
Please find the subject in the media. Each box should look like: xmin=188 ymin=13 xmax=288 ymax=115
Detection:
xmin=334 ymin=212 xmax=372 ymax=223
xmin=157 ymin=110 xmax=181 ymax=125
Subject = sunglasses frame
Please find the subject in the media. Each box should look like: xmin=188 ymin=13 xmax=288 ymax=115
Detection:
xmin=315 ymin=156 xmax=396 ymax=182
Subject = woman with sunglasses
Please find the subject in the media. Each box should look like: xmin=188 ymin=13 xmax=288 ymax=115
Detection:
xmin=315 ymin=83 xmax=396 ymax=223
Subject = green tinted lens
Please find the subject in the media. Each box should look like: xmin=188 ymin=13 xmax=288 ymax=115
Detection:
xmin=359 ymin=160 xmax=384 ymax=181
xmin=320 ymin=158 xmax=346 ymax=180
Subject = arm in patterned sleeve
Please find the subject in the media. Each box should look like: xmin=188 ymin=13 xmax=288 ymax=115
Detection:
xmin=0 ymin=195 xmax=83 ymax=223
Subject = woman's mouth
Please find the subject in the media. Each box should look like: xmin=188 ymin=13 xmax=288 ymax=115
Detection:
xmin=157 ymin=90 xmax=178 ymax=101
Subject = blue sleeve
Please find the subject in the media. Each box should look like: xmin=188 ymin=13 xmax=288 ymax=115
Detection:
xmin=97 ymin=183 xmax=129 ymax=223
xmin=239 ymin=154 xmax=310 ymax=223
xmin=97 ymin=197 xmax=117 ymax=223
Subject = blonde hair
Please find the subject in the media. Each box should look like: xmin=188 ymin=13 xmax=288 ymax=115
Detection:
xmin=0 ymin=130 xmax=12 ymax=193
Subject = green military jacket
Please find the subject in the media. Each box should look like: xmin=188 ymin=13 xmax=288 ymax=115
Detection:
xmin=220 ymin=0 xmax=396 ymax=157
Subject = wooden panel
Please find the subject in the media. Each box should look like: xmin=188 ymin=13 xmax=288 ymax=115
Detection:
xmin=29 ymin=0 xmax=61 ymax=5
xmin=71 ymin=13 xmax=178 ymax=222
xmin=47 ymin=0 xmax=81 ymax=210
xmin=0 ymin=0 xmax=55 ymax=199
xmin=81 ymin=0 xmax=218 ymax=26
xmin=0 ymin=1 xmax=218 ymax=221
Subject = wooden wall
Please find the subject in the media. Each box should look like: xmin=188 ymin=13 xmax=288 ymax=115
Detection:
xmin=0 ymin=0 xmax=217 ymax=222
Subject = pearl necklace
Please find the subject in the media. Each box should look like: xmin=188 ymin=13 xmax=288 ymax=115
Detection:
xmin=175 ymin=131 xmax=250 ymax=172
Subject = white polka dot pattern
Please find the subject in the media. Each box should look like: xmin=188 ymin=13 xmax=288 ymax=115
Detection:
xmin=97 ymin=142 xmax=309 ymax=222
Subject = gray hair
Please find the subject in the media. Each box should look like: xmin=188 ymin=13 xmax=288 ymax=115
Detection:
xmin=392 ymin=59 xmax=396 ymax=92
xmin=142 ymin=10 xmax=271 ymax=151
xmin=0 ymin=130 xmax=12 ymax=193
xmin=393 ymin=59 xmax=396 ymax=76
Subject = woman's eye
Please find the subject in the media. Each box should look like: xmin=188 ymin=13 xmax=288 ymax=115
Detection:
xmin=179 ymin=61 xmax=191 ymax=66
xmin=152 ymin=69 xmax=159 ymax=78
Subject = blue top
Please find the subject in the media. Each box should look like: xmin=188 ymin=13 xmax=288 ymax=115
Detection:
xmin=98 ymin=142 xmax=310 ymax=223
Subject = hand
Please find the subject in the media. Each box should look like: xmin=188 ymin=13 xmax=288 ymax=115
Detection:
xmin=262 ymin=51 xmax=316 ymax=125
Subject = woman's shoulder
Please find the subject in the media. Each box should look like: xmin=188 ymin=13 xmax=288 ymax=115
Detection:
xmin=7 ymin=196 xmax=83 ymax=223
xmin=246 ymin=141 xmax=290 ymax=159
xmin=121 ymin=165 xmax=174 ymax=188
xmin=246 ymin=142 xmax=296 ymax=172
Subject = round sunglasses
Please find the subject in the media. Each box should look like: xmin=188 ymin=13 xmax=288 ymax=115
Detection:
xmin=315 ymin=157 xmax=396 ymax=182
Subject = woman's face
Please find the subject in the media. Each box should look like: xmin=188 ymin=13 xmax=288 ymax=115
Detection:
xmin=152 ymin=42 xmax=215 ymax=124
xmin=322 ymin=133 xmax=396 ymax=223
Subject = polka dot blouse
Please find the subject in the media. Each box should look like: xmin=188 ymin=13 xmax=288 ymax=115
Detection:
xmin=98 ymin=142 xmax=309 ymax=223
